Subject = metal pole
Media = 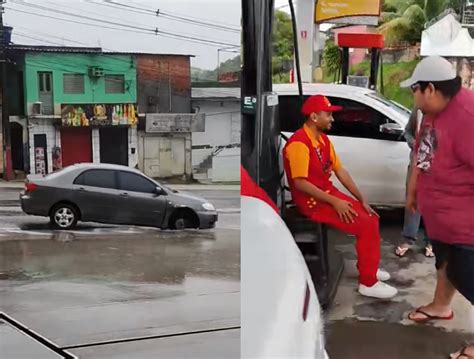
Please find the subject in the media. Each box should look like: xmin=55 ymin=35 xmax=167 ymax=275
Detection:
xmin=1 ymin=0 xmax=12 ymax=180
xmin=217 ymin=49 xmax=220 ymax=81
xmin=288 ymin=0 xmax=303 ymax=105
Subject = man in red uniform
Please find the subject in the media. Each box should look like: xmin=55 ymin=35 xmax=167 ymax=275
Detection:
xmin=283 ymin=95 xmax=398 ymax=299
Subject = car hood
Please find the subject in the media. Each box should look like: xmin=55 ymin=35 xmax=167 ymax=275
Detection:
xmin=165 ymin=191 xmax=209 ymax=208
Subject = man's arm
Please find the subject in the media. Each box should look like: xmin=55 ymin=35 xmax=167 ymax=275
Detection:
xmin=334 ymin=167 xmax=378 ymax=217
xmin=404 ymin=109 xmax=418 ymax=150
xmin=293 ymin=177 xmax=358 ymax=223
xmin=334 ymin=166 xmax=366 ymax=203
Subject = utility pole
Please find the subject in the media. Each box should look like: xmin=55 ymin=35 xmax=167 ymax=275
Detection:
xmin=0 ymin=0 xmax=12 ymax=180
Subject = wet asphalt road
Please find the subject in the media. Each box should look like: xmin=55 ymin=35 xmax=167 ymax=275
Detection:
xmin=0 ymin=188 xmax=240 ymax=358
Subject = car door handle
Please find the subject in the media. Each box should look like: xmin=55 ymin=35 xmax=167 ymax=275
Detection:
xmin=77 ymin=187 xmax=86 ymax=192
xmin=120 ymin=192 xmax=129 ymax=197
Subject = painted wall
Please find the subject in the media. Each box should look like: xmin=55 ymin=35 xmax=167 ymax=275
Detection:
xmin=191 ymin=98 xmax=240 ymax=183
xmin=191 ymin=99 xmax=240 ymax=149
xmin=23 ymin=52 xmax=137 ymax=114
xmin=137 ymin=131 xmax=192 ymax=179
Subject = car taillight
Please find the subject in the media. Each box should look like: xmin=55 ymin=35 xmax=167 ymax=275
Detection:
xmin=25 ymin=182 xmax=38 ymax=192
xmin=302 ymin=282 xmax=310 ymax=321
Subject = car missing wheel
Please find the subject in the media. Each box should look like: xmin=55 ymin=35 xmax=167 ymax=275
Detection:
xmin=20 ymin=163 xmax=218 ymax=230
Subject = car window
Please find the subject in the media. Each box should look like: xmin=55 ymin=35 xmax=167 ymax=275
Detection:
xmin=327 ymin=97 xmax=404 ymax=142
xmin=278 ymin=95 xmax=403 ymax=142
xmin=73 ymin=169 xmax=117 ymax=189
xmin=118 ymin=171 xmax=156 ymax=194
xmin=366 ymin=92 xmax=411 ymax=117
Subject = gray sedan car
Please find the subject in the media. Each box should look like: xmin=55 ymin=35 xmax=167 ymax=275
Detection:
xmin=20 ymin=163 xmax=218 ymax=230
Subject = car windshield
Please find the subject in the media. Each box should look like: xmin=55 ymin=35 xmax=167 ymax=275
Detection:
xmin=366 ymin=92 xmax=411 ymax=117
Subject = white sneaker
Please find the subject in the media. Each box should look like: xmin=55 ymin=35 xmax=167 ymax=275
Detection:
xmin=377 ymin=269 xmax=391 ymax=282
xmin=359 ymin=281 xmax=398 ymax=299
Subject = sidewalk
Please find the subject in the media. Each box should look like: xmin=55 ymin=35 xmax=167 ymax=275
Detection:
xmin=0 ymin=179 xmax=240 ymax=191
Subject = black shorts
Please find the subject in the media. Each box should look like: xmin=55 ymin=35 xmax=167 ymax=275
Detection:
xmin=432 ymin=240 xmax=474 ymax=304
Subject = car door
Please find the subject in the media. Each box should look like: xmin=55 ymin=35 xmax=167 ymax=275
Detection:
xmin=72 ymin=169 xmax=123 ymax=223
xmin=326 ymin=96 xmax=410 ymax=206
xmin=116 ymin=171 xmax=167 ymax=226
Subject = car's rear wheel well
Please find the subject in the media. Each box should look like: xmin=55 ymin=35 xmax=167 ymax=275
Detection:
xmin=49 ymin=201 xmax=81 ymax=220
xmin=168 ymin=208 xmax=199 ymax=229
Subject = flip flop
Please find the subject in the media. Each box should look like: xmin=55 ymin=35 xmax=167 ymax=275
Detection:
xmin=425 ymin=246 xmax=435 ymax=258
xmin=395 ymin=246 xmax=410 ymax=257
xmin=408 ymin=307 xmax=454 ymax=323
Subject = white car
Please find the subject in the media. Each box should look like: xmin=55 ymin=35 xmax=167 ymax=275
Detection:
xmin=276 ymin=83 xmax=411 ymax=207
xmin=241 ymin=193 xmax=328 ymax=358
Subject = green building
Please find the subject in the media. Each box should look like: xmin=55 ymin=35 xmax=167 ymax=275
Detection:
xmin=8 ymin=45 xmax=138 ymax=175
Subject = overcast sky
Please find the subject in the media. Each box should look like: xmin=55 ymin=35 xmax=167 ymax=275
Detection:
xmin=5 ymin=0 xmax=241 ymax=70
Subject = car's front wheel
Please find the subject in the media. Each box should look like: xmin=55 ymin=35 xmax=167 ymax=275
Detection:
xmin=168 ymin=209 xmax=199 ymax=230
xmin=50 ymin=204 xmax=79 ymax=230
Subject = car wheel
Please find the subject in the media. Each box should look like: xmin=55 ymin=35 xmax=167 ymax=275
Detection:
xmin=169 ymin=209 xmax=199 ymax=230
xmin=50 ymin=204 xmax=79 ymax=230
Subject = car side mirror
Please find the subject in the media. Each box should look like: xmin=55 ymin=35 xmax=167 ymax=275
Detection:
xmin=155 ymin=186 xmax=166 ymax=196
xmin=380 ymin=123 xmax=403 ymax=136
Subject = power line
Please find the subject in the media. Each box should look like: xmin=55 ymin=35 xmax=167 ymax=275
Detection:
xmin=14 ymin=32 xmax=67 ymax=46
xmin=7 ymin=2 xmax=239 ymax=48
xmin=94 ymin=0 xmax=241 ymax=33
xmin=10 ymin=0 xmax=238 ymax=47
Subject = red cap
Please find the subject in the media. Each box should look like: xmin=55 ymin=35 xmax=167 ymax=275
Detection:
xmin=301 ymin=95 xmax=342 ymax=116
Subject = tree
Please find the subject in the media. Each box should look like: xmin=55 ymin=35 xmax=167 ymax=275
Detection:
xmin=379 ymin=0 xmax=464 ymax=46
xmin=272 ymin=10 xmax=294 ymax=83
xmin=323 ymin=40 xmax=340 ymax=80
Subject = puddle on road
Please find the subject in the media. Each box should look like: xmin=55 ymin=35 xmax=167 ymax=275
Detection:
xmin=326 ymin=319 xmax=473 ymax=359
xmin=0 ymin=230 xmax=239 ymax=285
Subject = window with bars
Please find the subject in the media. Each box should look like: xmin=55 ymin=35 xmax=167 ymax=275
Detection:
xmin=105 ymin=75 xmax=125 ymax=94
xmin=63 ymin=74 xmax=85 ymax=94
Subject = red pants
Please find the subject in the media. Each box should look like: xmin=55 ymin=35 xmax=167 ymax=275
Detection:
xmin=302 ymin=188 xmax=380 ymax=287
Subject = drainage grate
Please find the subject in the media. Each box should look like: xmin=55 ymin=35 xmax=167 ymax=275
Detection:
xmin=0 ymin=312 xmax=78 ymax=359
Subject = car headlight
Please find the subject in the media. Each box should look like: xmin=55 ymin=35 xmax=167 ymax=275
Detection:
xmin=202 ymin=203 xmax=215 ymax=211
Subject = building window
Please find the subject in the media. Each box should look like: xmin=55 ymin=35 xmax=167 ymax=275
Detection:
xmin=105 ymin=74 xmax=125 ymax=94
xmin=63 ymin=73 xmax=85 ymax=94
xmin=38 ymin=72 xmax=52 ymax=92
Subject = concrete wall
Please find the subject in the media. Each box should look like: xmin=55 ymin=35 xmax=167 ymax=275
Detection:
xmin=137 ymin=131 xmax=192 ymax=179
xmin=211 ymin=147 xmax=240 ymax=182
xmin=137 ymin=55 xmax=191 ymax=114
xmin=191 ymin=98 xmax=240 ymax=182
xmin=191 ymin=100 xmax=240 ymax=148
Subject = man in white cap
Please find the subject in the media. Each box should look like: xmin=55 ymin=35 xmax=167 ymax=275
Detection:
xmin=401 ymin=56 xmax=474 ymax=358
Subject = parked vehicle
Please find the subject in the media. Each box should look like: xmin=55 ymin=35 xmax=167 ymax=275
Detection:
xmin=277 ymin=83 xmax=411 ymax=207
xmin=20 ymin=163 xmax=218 ymax=230
xmin=242 ymin=190 xmax=328 ymax=359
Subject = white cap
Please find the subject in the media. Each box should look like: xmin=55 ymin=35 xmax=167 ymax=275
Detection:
xmin=400 ymin=56 xmax=457 ymax=88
